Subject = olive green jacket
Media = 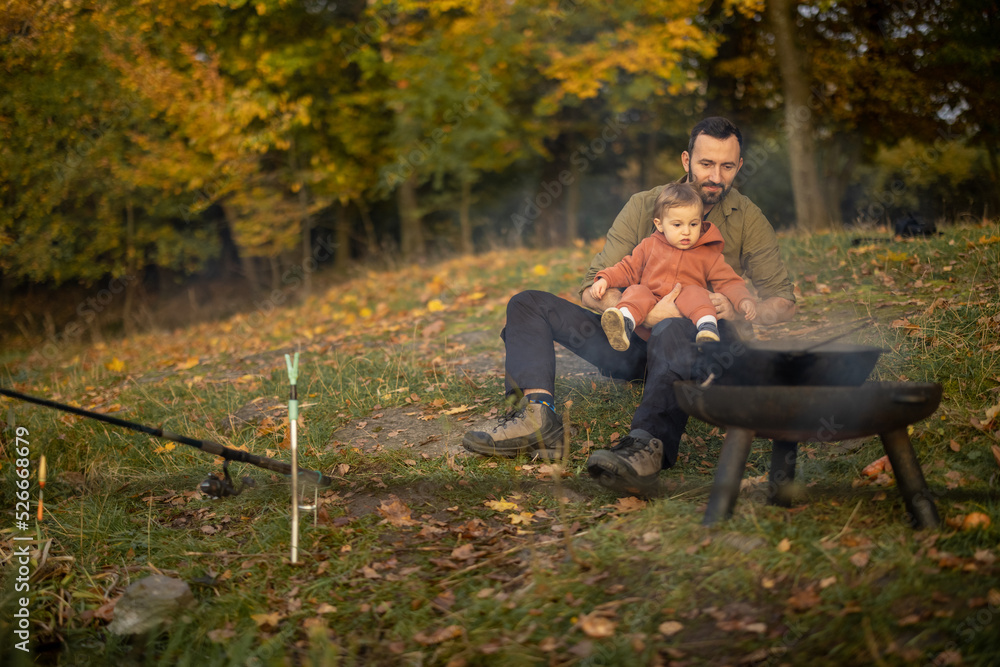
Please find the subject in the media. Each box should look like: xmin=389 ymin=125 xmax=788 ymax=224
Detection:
xmin=579 ymin=185 xmax=795 ymax=304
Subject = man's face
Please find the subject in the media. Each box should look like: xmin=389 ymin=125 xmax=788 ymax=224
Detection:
xmin=681 ymin=134 xmax=743 ymax=207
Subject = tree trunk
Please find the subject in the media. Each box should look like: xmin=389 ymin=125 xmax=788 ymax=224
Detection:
xmin=123 ymin=200 xmax=136 ymax=336
xmin=768 ymin=0 xmax=829 ymax=230
xmin=565 ymin=166 xmax=580 ymax=241
xmin=300 ymin=213 xmax=312 ymax=297
xmin=335 ymin=202 xmax=351 ymax=267
xmin=354 ymin=198 xmax=379 ymax=258
xmin=397 ymin=175 xmax=423 ymax=260
xmin=985 ymin=141 xmax=1000 ymax=220
xmin=290 ymin=139 xmax=313 ymax=297
xmin=458 ymin=178 xmax=474 ymax=254
xmin=217 ymin=204 xmax=260 ymax=293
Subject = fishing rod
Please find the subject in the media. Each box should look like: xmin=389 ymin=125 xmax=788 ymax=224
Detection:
xmin=0 ymin=386 xmax=332 ymax=488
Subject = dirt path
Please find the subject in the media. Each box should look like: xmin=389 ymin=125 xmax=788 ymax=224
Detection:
xmin=328 ymin=331 xmax=612 ymax=458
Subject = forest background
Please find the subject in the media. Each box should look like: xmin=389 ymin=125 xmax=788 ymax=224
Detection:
xmin=1 ymin=0 xmax=998 ymax=345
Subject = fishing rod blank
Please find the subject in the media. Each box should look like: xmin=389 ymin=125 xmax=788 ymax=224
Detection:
xmin=0 ymin=386 xmax=332 ymax=487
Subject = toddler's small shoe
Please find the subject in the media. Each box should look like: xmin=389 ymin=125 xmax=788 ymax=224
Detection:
xmin=696 ymin=321 xmax=720 ymax=342
xmin=601 ymin=308 xmax=634 ymax=351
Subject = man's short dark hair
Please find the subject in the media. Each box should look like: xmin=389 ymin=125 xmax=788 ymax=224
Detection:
xmin=688 ymin=117 xmax=743 ymax=155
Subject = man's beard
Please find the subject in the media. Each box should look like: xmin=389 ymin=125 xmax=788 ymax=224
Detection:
xmin=687 ymin=169 xmax=731 ymax=206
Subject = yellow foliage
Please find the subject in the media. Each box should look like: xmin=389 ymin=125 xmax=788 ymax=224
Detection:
xmin=484 ymin=498 xmax=519 ymax=511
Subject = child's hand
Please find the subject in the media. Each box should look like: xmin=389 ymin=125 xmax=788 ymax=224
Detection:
xmin=591 ymin=278 xmax=608 ymax=300
xmin=740 ymin=299 xmax=757 ymax=321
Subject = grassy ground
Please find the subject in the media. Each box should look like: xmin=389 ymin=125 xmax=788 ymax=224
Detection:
xmin=1 ymin=221 xmax=999 ymax=666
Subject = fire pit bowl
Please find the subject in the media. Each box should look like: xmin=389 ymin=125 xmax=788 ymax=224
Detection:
xmin=693 ymin=340 xmax=883 ymax=386
xmin=674 ymin=381 xmax=942 ymax=529
xmin=674 ymin=381 xmax=941 ymax=441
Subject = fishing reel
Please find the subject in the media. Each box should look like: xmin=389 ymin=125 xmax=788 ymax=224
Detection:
xmin=199 ymin=460 xmax=256 ymax=498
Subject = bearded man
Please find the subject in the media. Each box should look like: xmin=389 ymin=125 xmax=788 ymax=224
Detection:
xmin=463 ymin=117 xmax=796 ymax=495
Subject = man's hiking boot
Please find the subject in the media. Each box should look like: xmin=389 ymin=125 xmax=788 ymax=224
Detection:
xmin=601 ymin=307 xmax=635 ymax=351
xmin=695 ymin=321 xmax=721 ymax=342
xmin=462 ymin=398 xmax=563 ymax=459
xmin=586 ymin=432 xmax=663 ymax=497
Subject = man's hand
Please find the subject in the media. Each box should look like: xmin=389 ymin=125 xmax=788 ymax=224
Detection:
xmin=710 ymin=292 xmax=736 ymax=320
xmin=752 ymin=296 xmax=796 ymax=326
xmin=711 ymin=294 xmax=794 ymax=325
xmin=641 ymin=283 xmax=682 ymax=328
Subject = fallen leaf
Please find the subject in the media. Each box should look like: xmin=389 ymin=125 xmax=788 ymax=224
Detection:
xmin=984 ymin=401 xmax=1000 ymax=429
xmin=431 ymin=591 xmax=454 ymax=611
xmin=786 ymin=588 xmax=821 ymax=611
xmin=450 ymin=543 xmax=480 ymax=560
xmin=850 ymin=551 xmax=870 ymax=568
xmin=949 ymin=440 xmax=961 ymax=452
xmin=413 ymin=624 xmax=463 ymax=645
xmin=175 ymin=356 xmax=200 ymax=370
xmin=509 ymin=511 xmax=535 ymax=525
xmin=422 ymin=320 xmax=445 ymax=337
xmin=658 ymin=620 xmax=684 ymax=637
xmin=92 ymin=598 xmax=118 ymax=622
xmin=531 ymin=264 xmax=549 ymax=276
xmin=484 ymin=498 xmax=520 ymax=512
xmin=251 ymin=612 xmax=283 ymax=629
xmin=440 ymin=405 xmax=472 ymax=416
xmin=776 ymin=538 xmax=792 ymax=553
xmin=105 ymin=357 xmax=126 ymax=372
xmin=207 ymin=626 xmax=236 ymax=643
xmin=376 ymin=499 xmax=419 ymax=527
xmin=539 ymin=636 xmax=559 ymax=652
xmin=931 ymin=649 xmax=962 ymax=666
xmin=613 ymin=496 xmax=646 ymax=513
xmin=961 ymin=512 xmax=992 ymax=531
xmin=992 ymin=445 xmax=1000 ymax=469
xmin=862 ymin=455 xmax=892 ymax=477
xmin=426 ymin=299 xmax=446 ymax=312
xmin=578 ymin=613 xmax=616 ymax=638
xmin=988 ymin=589 xmax=1000 ymax=607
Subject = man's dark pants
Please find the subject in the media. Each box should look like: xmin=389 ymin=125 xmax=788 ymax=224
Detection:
xmin=502 ymin=290 xmax=736 ymax=469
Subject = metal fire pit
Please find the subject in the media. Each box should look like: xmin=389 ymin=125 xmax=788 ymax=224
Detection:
xmin=674 ymin=381 xmax=942 ymax=528
xmin=693 ymin=340 xmax=883 ymax=386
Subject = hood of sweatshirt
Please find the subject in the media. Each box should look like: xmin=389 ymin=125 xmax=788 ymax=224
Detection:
xmin=652 ymin=220 xmax=724 ymax=251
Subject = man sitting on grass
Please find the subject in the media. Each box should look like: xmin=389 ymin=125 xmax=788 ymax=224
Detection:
xmin=462 ymin=116 xmax=796 ymax=496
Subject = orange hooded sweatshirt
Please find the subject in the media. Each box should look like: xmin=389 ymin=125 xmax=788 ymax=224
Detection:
xmin=595 ymin=221 xmax=754 ymax=320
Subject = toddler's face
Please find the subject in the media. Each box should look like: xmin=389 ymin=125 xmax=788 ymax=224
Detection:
xmin=654 ymin=203 xmax=704 ymax=250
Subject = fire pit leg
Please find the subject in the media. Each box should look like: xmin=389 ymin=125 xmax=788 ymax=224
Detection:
xmin=768 ymin=440 xmax=798 ymax=508
xmin=879 ymin=428 xmax=940 ymax=529
xmin=703 ymin=427 xmax=755 ymax=525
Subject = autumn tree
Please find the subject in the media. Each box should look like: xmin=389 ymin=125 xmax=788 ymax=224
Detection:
xmin=707 ymin=0 xmax=997 ymax=225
